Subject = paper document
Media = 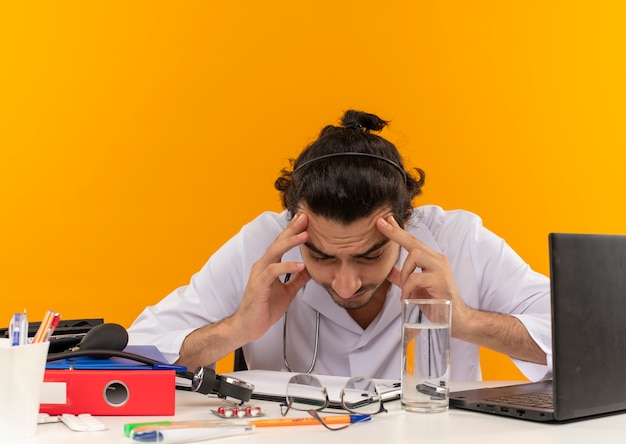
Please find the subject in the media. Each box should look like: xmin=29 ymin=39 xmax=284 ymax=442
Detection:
xmin=221 ymin=370 xmax=400 ymax=406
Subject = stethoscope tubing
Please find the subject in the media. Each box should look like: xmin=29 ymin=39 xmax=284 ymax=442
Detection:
xmin=282 ymin=273 xmax=320 ymax=374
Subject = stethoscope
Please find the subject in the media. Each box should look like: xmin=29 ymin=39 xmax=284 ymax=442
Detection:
xmin=282 ymin=273 xmax=320 ymax=374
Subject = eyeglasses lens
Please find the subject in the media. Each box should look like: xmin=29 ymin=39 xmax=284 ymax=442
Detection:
xmin=342 ymin=377 xmax=382 ymax=415
xmin=286 ymin=374 xmax=327 ymax=411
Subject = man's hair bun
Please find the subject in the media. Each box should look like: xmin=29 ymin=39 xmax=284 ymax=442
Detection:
xmin=340 ymin=110 xmax=388 ymax=132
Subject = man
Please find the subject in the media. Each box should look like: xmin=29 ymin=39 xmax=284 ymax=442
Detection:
xmin=128 ymin=110 xmax=551 ymax=381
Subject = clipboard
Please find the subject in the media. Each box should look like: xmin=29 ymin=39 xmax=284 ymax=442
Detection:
xmin=45 ymin=345 xmax=186 ymax=371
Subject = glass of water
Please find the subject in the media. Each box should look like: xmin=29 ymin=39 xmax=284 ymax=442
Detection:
xmin=401 ymin=299 xmax=451 ymax=413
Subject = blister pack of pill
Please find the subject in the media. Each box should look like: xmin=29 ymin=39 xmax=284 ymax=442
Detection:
xmin=60 ymin=413 xmax=107 ymax=432
xmin=37 ymin=413 xmax=61 ymax=424
xmin=211 ymin=405 xmax=264 ymax=418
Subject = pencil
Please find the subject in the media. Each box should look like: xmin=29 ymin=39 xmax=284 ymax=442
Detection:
xmin=32 ymin=310 xmax=54 ymax=343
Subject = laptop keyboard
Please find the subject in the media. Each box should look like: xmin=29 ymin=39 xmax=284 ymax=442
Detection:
xmin=486 ymin=391 xmax=553 ymax=409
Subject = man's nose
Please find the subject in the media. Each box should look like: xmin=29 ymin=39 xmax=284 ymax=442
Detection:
xmin=332 ymin=264 xmax=362 ymax=298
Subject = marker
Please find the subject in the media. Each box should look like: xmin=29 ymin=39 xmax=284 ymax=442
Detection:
xmin=124 ymin=420 xmax=246 ymax=438
xmin=130 ymin=423 xmax=252 ymax=443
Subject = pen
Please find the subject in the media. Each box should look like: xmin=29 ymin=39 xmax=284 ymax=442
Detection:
xmin=9 ymin=313 xmax=20 ymax=346
xmin=130 ymin=424 xmax=253 ymax=443
xmin=43 ymin=313 xmax=61 ymax=342
xmin=251 ymin=414 xmax=371 ymax=427
xmin=19 ymin=309 xmax=28 ymax=346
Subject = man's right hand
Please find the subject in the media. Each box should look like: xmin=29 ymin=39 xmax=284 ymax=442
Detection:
xmin=176 ymin=213 xmax=311 ymax=370
xmin=233 ymin=212 xmax=311 ymax=342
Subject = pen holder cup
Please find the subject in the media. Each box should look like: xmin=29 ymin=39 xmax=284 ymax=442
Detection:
xmin=0 ymin=339 xmax=50 ymax=442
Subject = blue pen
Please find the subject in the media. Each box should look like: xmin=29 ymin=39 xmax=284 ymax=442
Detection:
xmin=9 ymin=313 xmax=20 ymax=346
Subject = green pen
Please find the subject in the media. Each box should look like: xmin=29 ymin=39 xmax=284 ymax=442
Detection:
xmin=124 ymin=420 xmax=248 ymax=437
xmin=124 ymin=421 xmax=173 ymax=437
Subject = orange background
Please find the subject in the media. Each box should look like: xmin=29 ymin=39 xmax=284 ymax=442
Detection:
xmin=1 ymin=2 xmax=624 ymax=378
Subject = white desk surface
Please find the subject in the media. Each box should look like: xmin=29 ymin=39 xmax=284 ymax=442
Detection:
xmin=30 ymin=380 xmax=626 ymax=443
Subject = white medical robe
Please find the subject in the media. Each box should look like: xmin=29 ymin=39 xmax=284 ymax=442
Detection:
xmin=128 ymin=205 xmax=552 ymax=381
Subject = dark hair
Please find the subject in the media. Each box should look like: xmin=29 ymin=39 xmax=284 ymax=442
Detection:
xmin=274 ymin=110 xmax=425 ymax=224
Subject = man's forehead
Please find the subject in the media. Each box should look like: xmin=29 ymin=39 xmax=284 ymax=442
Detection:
xmin=299 ymin=204 xmax=393 ymax=227
xmin=304 ymin=237 xmax=390 ymax=258
xmin=302 ymin=208 xmax=392 ymax=254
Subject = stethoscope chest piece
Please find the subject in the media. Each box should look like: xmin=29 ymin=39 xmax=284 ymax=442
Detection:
xmin=191 ymin=366 xmax=255 ymax=404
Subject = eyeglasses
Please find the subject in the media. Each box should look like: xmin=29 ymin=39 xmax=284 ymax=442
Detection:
xmin=280 ymin=374 xmax=387 ymax=430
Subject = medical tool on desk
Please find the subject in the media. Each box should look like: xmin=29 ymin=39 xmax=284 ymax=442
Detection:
xmin=191 ymin=365 xmax=255 ymax=403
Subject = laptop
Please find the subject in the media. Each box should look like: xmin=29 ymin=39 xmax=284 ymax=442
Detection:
xmin=449 ymin=233 xmax=626 ymax=422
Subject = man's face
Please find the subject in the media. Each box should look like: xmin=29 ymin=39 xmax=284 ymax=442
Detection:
xmin=299 ymin=206 xmax=401 ymax=309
